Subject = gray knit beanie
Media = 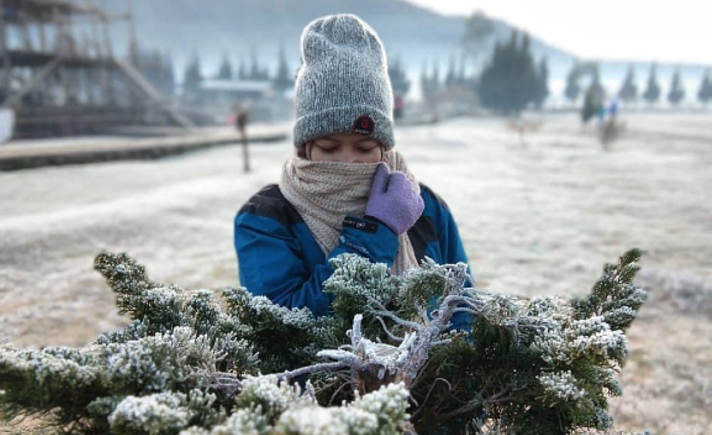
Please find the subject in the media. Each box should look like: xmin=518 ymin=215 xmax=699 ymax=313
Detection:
xmin=293 ymin=14 xmax=395 ymax=150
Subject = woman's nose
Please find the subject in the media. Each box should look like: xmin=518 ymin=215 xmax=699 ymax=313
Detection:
xmin=342 ymin=151 xmax=359 ymax=164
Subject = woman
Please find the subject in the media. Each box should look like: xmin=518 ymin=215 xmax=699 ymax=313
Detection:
xmin=234 ymin=14 xmax=471 ymax=319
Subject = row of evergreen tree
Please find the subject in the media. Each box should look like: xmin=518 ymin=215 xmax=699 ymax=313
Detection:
xmin=181 ymin=47 xmax=416 ymax=103
xmin=463 ymin=30 xmax=712 ymax=114
xmin=415 ymin=32 xmax=550 ymax=114
xmin=565 ymin=63 xmax=712 ymax=107
xmin=419 ymin=55 xmax=470 ymax=98
xmin=178 ymin=40 xmax=712 ymax=112
xmin=477 ymin=32 xmax=549 ymax=114
xmin=182 ymin=47 xmax=294 ymax=96
xmin=417 ymin=28 xmax=712 ymax=114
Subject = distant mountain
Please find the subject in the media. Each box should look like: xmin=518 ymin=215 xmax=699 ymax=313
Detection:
xmin=106 ymin=0 xmax=573 ymax=80
xmin=104 ymin=0 xmax=707 ymax=102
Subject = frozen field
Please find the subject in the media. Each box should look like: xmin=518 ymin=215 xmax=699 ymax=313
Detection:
xmin=1 ymin=112 xmax=711 ymax=433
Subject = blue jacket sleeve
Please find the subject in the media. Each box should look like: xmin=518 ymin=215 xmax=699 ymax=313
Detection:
xmin=421 ymin=186 xmax=473 ymax=282
xmin=439 ymin=205 xmax=473 ymax=285
xmin=421 ymin=186 xmax=474 ymax=331
xmin=234 ymin=212 xmax=399 ymax=317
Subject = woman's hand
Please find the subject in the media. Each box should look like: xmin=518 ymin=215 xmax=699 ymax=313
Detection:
xmin=365 ymin=163 xmax=425 ymax=235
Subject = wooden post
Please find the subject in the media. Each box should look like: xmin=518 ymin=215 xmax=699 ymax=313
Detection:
xmin=128 ymin=0 xmax=137 ymax=66
xmin=236 ymin=108 xmax=250 ymax=173
xmin=86 ymin=66 xmax=95 ymax=106
xmin=91 ymin=14 xmax=102 ymax=58
xmin=39 ymin=22 xmax=47 ymax=52
xmin=242 ymin=130 xmax=250 ymax=173
xmin=101 ymin=15 xmax=112 ymax=59
xmin=98 ymin=2 xmax=115 ymax=105
xmin=0 ymin=0 xmax=11 ymax=100
xmin=18 ymin=11 xmax=32 ymax=51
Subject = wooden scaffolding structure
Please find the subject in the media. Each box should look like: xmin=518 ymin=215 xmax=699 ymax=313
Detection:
xmin=0 ymin=0 xmax=193 ymax=139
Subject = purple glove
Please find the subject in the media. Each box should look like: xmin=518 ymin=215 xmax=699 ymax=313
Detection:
xmin=365 ymin=163 xmax=425 ymax=236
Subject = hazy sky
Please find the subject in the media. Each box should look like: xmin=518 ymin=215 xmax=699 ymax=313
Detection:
xmin=407 ymin=0 xmax=711 ymax=65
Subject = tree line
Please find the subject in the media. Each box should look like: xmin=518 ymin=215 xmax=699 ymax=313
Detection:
xmin=182 ymin=46 xmax=294 ymax=97
xmin=178 ymin=22 xmax=712 ymax=115
xmin=466 ymin=34 xmax=712 ymax=114
xmin=566 ymin=62 xmax=712 ymax=108
xmin=420 ymin=12 xmax=712 ymax=115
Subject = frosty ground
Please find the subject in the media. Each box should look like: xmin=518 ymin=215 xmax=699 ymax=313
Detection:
xmin=1 ymin=112 xmax=711 ymax=434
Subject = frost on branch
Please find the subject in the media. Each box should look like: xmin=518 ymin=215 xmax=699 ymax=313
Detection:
xmin=108 ymin=389 xmax=224 ymax=435
xmin=0 ymin=249 xmax=647 ymax=435
xmin=177 ymin=380 xmax=409 ymax=435
xmin=270 ymin=381 xmax=409 ymax=435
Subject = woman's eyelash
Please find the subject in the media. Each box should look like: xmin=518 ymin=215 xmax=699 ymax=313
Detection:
xmin=314 ymin=144 xmax=376 ymax=153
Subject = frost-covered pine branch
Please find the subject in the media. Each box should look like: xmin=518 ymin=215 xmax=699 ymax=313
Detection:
xmin=0 ymin=249 xmax=647 ymax=435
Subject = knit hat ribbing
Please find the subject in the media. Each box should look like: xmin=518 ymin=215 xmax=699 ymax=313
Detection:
xmin=293 ymin=14 xmax=395 ymax=150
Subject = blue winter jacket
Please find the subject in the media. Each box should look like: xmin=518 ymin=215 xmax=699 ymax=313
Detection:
xmin=233 ymin=183 xmax=472 ymax=321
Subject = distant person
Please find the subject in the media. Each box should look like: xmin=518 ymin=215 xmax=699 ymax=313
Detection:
xmin=234 ymin=105 xmax=250 ymax=172
xmin=608 ymin=99 xmax=619 ymax=118
xmin=235 ymin=105 xmax=249 ymax=135
xmin=393 ymin=95 xmax=404 ymax=120
xmin=596 ymin=105 xmax=606 ymax=125
xmin=233 ymin=14 xmax=471 ymax=327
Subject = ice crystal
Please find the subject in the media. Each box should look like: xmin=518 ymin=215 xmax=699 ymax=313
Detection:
xmin=109 ymin=392 xmax=193 ymax=434
xmin=324 ymin=254 xmax=401 ymax=305
xmin=180 ymin=406 xmax=269 ymax=435
xmin=351 ymin=382 xmax=410 ymax=432
xmin=236 ymin=375 xmax=313 ymax=418
xmin=276 ymin=407 xmax=350 ymax=435
xmin=0 ymin=347 xmax=98 ymax=387
xmin=102 ymin=326 xmax=217 ymax=392
xmin=538 ymin=371 xmax=587 ymax=402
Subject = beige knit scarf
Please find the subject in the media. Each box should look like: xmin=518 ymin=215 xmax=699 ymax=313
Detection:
xmin=279 ymin=150 xmax=420 ymax=275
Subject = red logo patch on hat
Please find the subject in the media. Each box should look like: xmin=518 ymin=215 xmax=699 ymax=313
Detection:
xmin=352 ymin=115 xmax=375 ymax=136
